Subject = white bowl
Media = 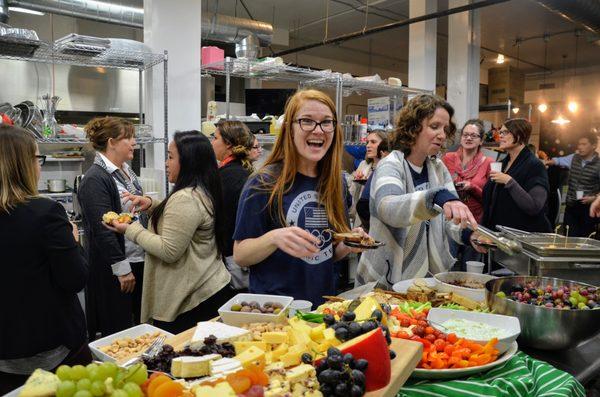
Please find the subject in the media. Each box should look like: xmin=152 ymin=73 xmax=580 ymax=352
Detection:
xmin=89 ymin=324 xmax=173 ymax=363
xmin=218 ymin=293 xmax=293 ymax=327
xmin=427 ymin=308 xmax=520 ymax=355
xmin=434 ymin=272 xmax=496 ymax=302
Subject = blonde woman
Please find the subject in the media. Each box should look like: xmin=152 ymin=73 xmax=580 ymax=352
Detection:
xmin=0 ymin=125 xmax=89 ymax=392
xmin=233 ymin=90 xmax=366 ymax=307
xmin=212 ymin=121 xmax=253 ymax=290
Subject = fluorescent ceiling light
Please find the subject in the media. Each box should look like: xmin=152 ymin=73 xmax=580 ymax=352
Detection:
xmin=9 ymin=7 xmax=45 ymax=16
xmin=551 ymin=115 xmax=570 ymax=125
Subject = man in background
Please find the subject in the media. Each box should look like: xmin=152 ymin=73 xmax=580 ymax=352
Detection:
xmin=546 ymin=133 xmax=600 ymax=237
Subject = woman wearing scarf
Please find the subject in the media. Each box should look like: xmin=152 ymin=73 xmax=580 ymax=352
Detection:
xmin=212 ymin=121 xmax=253 ymax=291
xmin=78 ymin=117 xmax=146 ymax=338
xmin=480 ymin=118 xmax=551 ymax=233
xmin=443 ymin=120 xmax=493 ymax=269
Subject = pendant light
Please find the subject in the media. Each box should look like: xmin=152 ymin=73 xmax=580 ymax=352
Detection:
xmin=538 ymin=36 xmax=549 ymax=113
xmin=551 ymin=54 xmax=570 ymax=125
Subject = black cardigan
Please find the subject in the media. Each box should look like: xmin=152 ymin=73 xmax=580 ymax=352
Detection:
xmin=0 ymin=198 xmax=88 ymax=359
xmin=219 ymin=160 xmax=251 ymax=257
xmin=78 ymin=164 xmax=133 ymax=337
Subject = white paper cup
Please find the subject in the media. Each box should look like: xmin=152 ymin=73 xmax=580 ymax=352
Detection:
xmin=466 ymin=261 xmax=485 ymax=274
xmin=490 ymin=162 xmax=503 ymax=173
xmin=576 ymin=191 xmax=584 ymax=200
xmin=289 ymin=300 xmax=313 ymax=317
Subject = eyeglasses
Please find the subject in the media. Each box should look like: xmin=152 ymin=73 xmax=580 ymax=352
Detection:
xmin=461 ymin=133 xmax=481 ymax=140
xmin=295 ymin=118 xmax=336 ymax=133
xmin=36 ymin=155 xmax=46 ymax=166
xmin=252 ymin=145 xmax=262 ymax=150
xmin=499 ymin=129 xmax=511 ymax=136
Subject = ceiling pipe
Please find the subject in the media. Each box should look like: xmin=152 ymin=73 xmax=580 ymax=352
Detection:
xmin=274 ymin=0 xmax=510 ymax=57
xmin=6 ymin=0 xmax=273 ymax=45
xmin=532 ymin=0 xmax=600 ymax=35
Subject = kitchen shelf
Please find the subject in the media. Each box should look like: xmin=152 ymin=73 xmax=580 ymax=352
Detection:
xmin=45 ymin=156 xmax=85 ymax=162
xmin=201 ymin=58 xmax=326 ymax=83
xmin=37 ymin=136 xmax=165 ymax=145
xmin=255 ymin=134 xmax=278 ymax=145
xmin=0 ymin=37 xmax=165 ymax=70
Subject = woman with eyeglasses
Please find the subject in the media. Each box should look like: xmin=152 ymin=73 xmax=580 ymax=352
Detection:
xmin=478 ymin=118 xmax=551 ymax=234
xmin=211 ymin=121 xmax=253 ymax=291
xmin=0 ymin=125 xmax=90 ymax=393
xmin=247 ymin=132 xmax=263 ymax=163
xmin=233 ymin=89 xmax=366 ymax=306
xmin=356 ymin=94 xmax=479 ymax=287
xmin=78 ymin=117 xmax=146 ymax=338
xmin=442 ymin=120 xmax=493 ymax=223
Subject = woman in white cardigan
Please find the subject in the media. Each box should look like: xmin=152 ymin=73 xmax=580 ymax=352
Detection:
xmin=356 ymin=94 xmax=482 ymax=287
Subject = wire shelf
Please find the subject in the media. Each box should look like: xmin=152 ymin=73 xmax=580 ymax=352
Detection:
xmin=256 ymin=134 xmax=278 ymax=145
xmin=201 ymin=57 xmax=327 ymax=83
xmin=0 ymin=38 xmax=165 ymax=70
xmin=37 ymin=136 xmax=165 ymax=145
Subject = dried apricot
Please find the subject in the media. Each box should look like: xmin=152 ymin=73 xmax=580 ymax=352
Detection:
xmin=153 ymin=380 xmax=184 ymax=397
xmin=147 ymin=375 xmax=171 ymax=397
xmin=226 ymin=373 xmax=252 ymax=394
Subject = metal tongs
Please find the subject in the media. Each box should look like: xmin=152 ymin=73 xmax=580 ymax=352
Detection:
xmin=468 ymin=223 xmax=522 ymax=255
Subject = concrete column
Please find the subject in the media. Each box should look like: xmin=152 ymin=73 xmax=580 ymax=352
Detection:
xmin=143 ymin=0 xmax=203 ymax=175
xmin=408 ymin=0 xmax=437 ymax=92
xmin=447 ymin=0 xmax=481 ymax=132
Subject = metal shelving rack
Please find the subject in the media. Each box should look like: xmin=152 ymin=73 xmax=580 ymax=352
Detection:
xmin=0 ymin=35 xmax=169 ymax=194
xmin=201 ymin=57 xmax=430 ymax=143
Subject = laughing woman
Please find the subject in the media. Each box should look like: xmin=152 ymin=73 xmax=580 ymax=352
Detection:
xmin=356 ymin=94 xmax=479 ymax=287
xmin=233 ymin=89 xmax=363 ymax=307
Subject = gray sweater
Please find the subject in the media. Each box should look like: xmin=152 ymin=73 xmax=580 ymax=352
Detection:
xmin=356 ymin=151 xmax=463 ymax=287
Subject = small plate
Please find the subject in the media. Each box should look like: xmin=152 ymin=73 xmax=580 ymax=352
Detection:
xmin=344 ymin=240 xmax=385 ymax=249
xmin=392 ymin=278 xmax=436 ymax=293
xmin=411 ymin=341 xmax=518 ymax=379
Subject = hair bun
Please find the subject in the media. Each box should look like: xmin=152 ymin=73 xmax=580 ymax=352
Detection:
xmin=84 ymin=118 xmax=105 ymax=139
xmin=232 ymin=145 xmax=249 ymax=158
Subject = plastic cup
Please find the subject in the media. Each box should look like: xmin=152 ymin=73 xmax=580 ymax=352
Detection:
xmin=576 ymin=191 xmax=584 ymax=200
xmin=466 ymin=261 xmax=485 ymax=274
xmin=289 ymin=300 xmax=313 ymax=317
xmin=490 ymin=162 xmax=502 ymax=173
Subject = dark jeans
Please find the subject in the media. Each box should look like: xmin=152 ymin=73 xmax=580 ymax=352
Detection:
xmin=153 ymin=284 xmax=235 ymax=335
xmin=565 ymin=203 xmax=599 ymax=238
xmin=131 ymin=261 xmax=144 ymax=324
xmin=0 ymin=344 xmax=93 ymax=395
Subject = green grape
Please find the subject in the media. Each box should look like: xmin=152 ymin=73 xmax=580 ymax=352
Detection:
xmin=56 ymin=365 xmax=74 ymax=381
xmin=92 ymin=365 xmax=109 ymax=382
xmin=122 ymin=382 xmax=142 ymax=397
xmin=111 ymin=390 xmax=128 ymax=397
xmin=125 ymin=364 xmax=148 ymax=386
xmin=101 ymin=362 xmax=118 ymax=379
xmin=72 ymin=391 xmax=93 ymax=397
xmin=86 ymin=363 xmax=99 ymax=376
xmin=86 ymin=369 xmax=99 ymax=383
xmin=56 ymin=381 xmax=77 ymax=397
xmin=89 ymin=380 xmax=106 ymax=397
xmin=77 ymin=378 xmax=92 ymax=391
xmin=71 ymin=365 xmax=87 ymax=381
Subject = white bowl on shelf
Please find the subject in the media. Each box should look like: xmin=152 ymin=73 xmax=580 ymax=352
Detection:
xmin=434 ymin=272 xmax=496 ymax=302
xmin=427 ymin=308 xmax=520 ymax=354
xmin=218 ymin=293 xmax=293 ymax=327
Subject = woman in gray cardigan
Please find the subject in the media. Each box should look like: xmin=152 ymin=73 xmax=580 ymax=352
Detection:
xmin=356 ymin=94 xmax=482 ymax=287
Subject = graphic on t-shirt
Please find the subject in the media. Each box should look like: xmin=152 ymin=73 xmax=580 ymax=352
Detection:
xmin=286 ymin=190 xmax=333 ymax=264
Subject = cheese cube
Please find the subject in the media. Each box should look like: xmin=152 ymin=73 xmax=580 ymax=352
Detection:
xmin=279 ymin=350 xmax=302 ymax=367
xmin=310 ymin=324 xmax=326 ymax=342
xmin=271 ymin=343 xmax=289 ymax=360
xmin=234 ymin=345 xmax=266 ymax=369
xmin=190 ymin=322 xmax=249 ymax=348
xmin=262 ymin=331 xmax=289 ymax=344
xmin=171 ymin=354 xmax=220 ymax=378
xmin=194 ymin=382 xmax=237 ymax=397
xmin=286 ymin=364 xmax=317 ymax=384
xmin=19 ymin=369 xmax=59 ymax=397
xmin=234 ymin=341 xmax=268 ymax=355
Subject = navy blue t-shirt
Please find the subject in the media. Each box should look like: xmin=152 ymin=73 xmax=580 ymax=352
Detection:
xmin=233 ymin=173 xmax=341 ymax=307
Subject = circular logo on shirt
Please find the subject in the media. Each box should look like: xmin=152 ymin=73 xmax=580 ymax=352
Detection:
xmin=286 ymin=190 xmax=333 ymax=264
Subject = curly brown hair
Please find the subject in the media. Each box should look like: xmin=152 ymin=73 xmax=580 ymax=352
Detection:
xmin=84 ymin=116 xmax=134 ymax=152
xmin=391 ymin=94 xmax=456 ymax=155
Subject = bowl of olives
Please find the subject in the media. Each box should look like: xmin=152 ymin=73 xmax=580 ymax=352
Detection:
xmin=486 ymin=276 xmax=600 ymax=350
xmin=218 ymin=293 xmax=294 ymax=326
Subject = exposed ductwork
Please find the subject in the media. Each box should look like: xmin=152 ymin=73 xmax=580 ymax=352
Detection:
xmin=6 ymin=0 xmax=273 ymax=45
xmin=533 ymin=0 xmax=600 ymax=35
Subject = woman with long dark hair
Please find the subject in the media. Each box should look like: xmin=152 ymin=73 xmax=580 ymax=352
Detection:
xmin=108 ymin=131 xmax=232 ymax=334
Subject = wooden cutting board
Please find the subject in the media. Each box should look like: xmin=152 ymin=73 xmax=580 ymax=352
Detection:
xmin=165 ymin=329 xmax=422 ymax=397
